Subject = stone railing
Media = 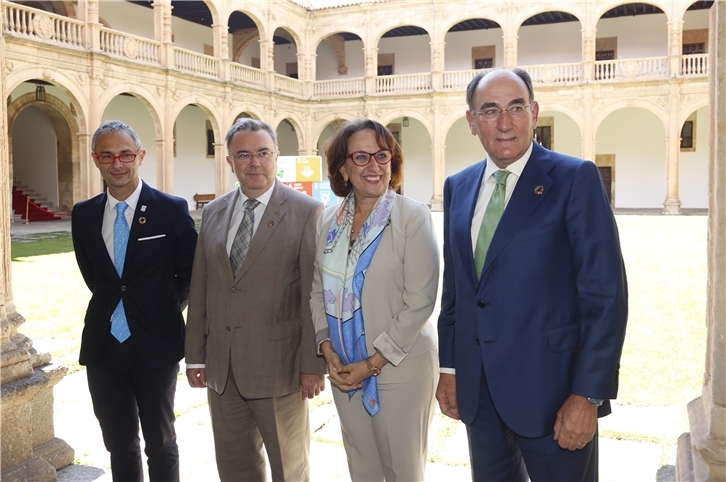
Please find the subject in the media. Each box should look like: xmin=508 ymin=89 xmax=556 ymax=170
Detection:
xmin=3 ymin=2 xmax=84 ymax=49
xmin=313 ymin=78 xmax=365 ymax=98
xmin=526 ymin=62 xmax=584 ymax=84
xmin=2 ymin=2 xmax=709 ymax=99
xmin=99 ymin=27 xmax=160 ymax=65
xmin=594 ymin=57 xmax=670 ymax=81
xmin=376 ymin=72 xmax=432 ymax=94
xmin=272 ymin=73 xmax=304 ymax=96
xmin=173 ymin=47 xmax=218 ymax=77
xmin=230 ymin=62 xmax=265 ymax=89
xmin=681 ymin=53 xmax=708 ymax=77
xmin=442 ymin=69 xmax=479 ymax=91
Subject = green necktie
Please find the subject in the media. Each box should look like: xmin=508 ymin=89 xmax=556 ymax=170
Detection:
xmin=474 ymin=170 xmax=511 ymax=279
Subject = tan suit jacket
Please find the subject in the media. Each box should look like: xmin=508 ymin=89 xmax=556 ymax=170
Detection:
xmin=310 ymin=193 xmax=440 ymax=384
xmin=186 ymin=179 xmax=326 ymax=398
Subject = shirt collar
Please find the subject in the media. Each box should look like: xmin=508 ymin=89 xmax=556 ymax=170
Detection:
xmin=237 ymin=181 xmax=275 ymax=207
xmin=107 ymin=179 xmax=143 ymax=211
xmin=483 ymin=141 xmax=534 ymax=181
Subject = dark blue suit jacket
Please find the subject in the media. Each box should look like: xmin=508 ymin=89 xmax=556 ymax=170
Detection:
xmin=72 ymin=182 xmax=198 ymax=369
xmin=438 ymin=142 xmax=628 ymax=438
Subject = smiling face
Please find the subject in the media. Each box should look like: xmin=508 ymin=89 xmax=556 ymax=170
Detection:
xmin=226 ymin=129 xmax=278 ymax=198
xmin=339 ymin=129 xmax=392 ymax=204
xmin=466 ymin=70 xmax=539 ymax=169
xmin=93 ymin=130 xmax=145 ymax=201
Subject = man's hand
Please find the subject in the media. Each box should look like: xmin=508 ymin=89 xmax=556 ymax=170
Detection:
xmin=186 ymin=368 xmax=207 ymax=388
xmin=300 ymin=373 xmax=325 ymax=399
xmin=436 ymin=373 xmax=460 ymax=420
xmin=553 ymin=394 xmax=598 ymax=450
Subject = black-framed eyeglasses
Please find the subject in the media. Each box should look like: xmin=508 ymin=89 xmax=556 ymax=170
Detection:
xmin=228 ymin=150 xmax=275 ymax=162
xmin=471 ymin=102 xmax=534 ymax=122
xmin=93 ymin=151 xmax=141 ymax=164
xmin=346 ymin=149 xmax=393 ymax=166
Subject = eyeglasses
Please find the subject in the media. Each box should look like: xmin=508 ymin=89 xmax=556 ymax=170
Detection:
xmin=93 ymin=151 xmax=141 ymax=164
xmin=346 ymin=149 xmax=393 ymax=166
xmin=471 ymin=103 xmax=534 ymax=122
xmin=228 ymin=151 xmax=275 ymax=162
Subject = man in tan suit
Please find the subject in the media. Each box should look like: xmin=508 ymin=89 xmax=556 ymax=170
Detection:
xmin=185 ymin=118 xmax=326 ymax=481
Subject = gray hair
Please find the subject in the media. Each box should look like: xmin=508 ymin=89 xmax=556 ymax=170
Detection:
xmin=92 ymin=120 xmax=143 ymax=152
xmin=466 ymin=68 xmax=535 ymax=110
xmin=225 ymin=118 xmax=279 ymax=154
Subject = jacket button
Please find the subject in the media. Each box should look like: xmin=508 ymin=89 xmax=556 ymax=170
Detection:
xmin=120 ymin=286 xmax=127 ymax=291
xmin=477 ymin=301 xmax=485 ymax=308
xmin=475 ymin=338 xmax=480 ymax=345
xmin=225 ymin=326 xmax=231 ymax=332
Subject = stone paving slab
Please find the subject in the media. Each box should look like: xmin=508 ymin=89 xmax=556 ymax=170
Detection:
xmin=54 ymin=368 xmax=679 ymax=481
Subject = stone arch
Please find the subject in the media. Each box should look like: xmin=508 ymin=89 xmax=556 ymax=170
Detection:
xmin=593 ymin=1 xmax=673 ymax=24
xmin=96 ymin=82 xmax=164 ymax=142
xmin=274 ymin=117 xmax=304 ymax=156
xmin=13 ymin=1 xmax=76 ymax=18
xmin=7 ymin=92 xmax=80 ymax=210
xmin=593 ymin=97 xmax=668 ymax=135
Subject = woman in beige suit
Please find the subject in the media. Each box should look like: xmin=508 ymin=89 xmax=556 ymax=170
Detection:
xmin=310 ymin=118 xmax=439 ymax=481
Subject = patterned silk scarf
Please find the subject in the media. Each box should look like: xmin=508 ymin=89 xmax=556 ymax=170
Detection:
xmin=321 ymin=188 xmax=395 ymax=416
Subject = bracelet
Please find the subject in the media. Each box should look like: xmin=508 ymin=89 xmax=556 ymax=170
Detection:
xmin=365 ymin=356 xmax=381 ymax=377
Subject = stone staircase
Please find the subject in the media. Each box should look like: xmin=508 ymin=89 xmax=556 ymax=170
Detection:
xmin=11 ymin=179 xmax=70 ymax=222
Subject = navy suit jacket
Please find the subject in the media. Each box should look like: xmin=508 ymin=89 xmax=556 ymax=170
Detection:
xmin=438 ymin=142 xmax=628 ymax=438
xmin=72 ymin=182 xmax=198 ymax=369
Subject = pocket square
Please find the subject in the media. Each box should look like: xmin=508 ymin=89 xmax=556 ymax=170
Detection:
xmin=138 ymin=234 xmax=166 ymax=241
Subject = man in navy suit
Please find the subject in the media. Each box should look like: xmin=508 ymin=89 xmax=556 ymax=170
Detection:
xmin=436 ymin=69 xmax=628 ymax=481
xmin=72 ymin=121 xmax=197 ymax=481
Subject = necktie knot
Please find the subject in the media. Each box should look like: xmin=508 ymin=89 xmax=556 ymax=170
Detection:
xmin=493 ymin=169 xmax=511 ymax=186
xmin=116 ymin=201 xmax=128 ymax=216
xmin=244 ymin=199 xmax=260 ymax=211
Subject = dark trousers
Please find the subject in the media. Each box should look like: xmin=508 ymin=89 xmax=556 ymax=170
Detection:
xmin=466 ymin=368 xmax=598 ymax=482
xmin=86 ymin=334 xmax=180 ymax=482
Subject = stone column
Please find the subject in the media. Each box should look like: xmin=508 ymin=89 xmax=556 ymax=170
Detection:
xmin=668 ymin=20 xmax=684 ymax=78
xmin=580 ymin=94 xmax=595 ymax=163
xmin=364 ymin=47 xmax=378 ymax=96
xmin=430 ymin=105 xmax=444 ymax=211
xmin=154 ymin=0 xmax=174 ymax=69
xmin=663 ymin=86 xmax=682 ymax=214
xmin=581 ymin=26 xmax=595 ymax=82
xmin=676 ymin=3 xmax=726 ymax=480
xmin=0 ymin=6 xmax=73 ymax=480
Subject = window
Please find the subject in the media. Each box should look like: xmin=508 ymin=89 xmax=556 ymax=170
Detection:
xmin=596 ymin=50 xmax=615 ymax=61
xmin=206 ymin=121 xmax=215 ymax=158
xmin=474 ymin=58 xmax=493 ymax=69
xmin=533 ymin=126 xmax=551 ymax=150
xmin=378 ymin=65 xmax=393 ymax=76
xmin=682 ymin=43 xmax=705 ymax=55
xmin=680 ymin=114 xmax=697 ymax=152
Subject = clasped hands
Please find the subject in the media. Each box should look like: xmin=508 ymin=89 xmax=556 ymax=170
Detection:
xmin=320 ymin=340 xmax=386 ymax=391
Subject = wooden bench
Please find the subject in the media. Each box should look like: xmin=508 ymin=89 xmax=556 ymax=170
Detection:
xmin=194 ymin=193 xmax=215 ymax=210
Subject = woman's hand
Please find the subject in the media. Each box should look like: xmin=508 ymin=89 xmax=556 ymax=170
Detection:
xmin=320 ymin=341 xmax=359 ymax=390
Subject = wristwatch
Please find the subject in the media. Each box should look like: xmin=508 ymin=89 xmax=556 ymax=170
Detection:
xmin=365 ymin=356 xmax=381 ymax=377
xmin=587 ymin=398 xmax=604 ymax=407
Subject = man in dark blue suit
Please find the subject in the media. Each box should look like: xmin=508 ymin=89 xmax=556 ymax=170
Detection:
xmin=72 ymin=121 xmax=197 ymax=481
xmin=436 ymin=69 xmax=628 ymax=481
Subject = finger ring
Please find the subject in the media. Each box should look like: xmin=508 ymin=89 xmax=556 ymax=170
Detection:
xmin=577 ymin=443 xmax=585 ymax=447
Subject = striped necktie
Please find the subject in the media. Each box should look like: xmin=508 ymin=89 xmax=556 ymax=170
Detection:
xmin=230 ymin=199 xmax=260 ymax=276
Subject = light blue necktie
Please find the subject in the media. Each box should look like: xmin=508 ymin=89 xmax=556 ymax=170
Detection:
xmin=110 ymin=202 xmax=131 ymax=342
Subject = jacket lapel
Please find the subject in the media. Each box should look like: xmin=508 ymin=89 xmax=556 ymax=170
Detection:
xmin=123 ymin=183 xmax=153 ymax=273
xmin=481 ymin=144 xmax=554 ymax=277
xmin=453 ymin=161 xmax=486 ymax=288
xmin=234 ymin=180 xmax=287 ymax=282
xmin=90 ymin=192 xmax=117 ymax=276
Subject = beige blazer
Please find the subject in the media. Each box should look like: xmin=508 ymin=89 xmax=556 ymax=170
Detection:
xmin=310 ymin=193 xmax=440 ymax=384
xmin=185 ymin=179 xmax=326 ymax=398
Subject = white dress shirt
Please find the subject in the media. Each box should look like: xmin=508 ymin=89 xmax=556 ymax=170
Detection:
xmin=102 ymin=180 xmax=144 ymax=266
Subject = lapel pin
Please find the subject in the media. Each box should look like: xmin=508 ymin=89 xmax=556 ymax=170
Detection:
xmin=267 ymin=220 xmax=275 ymax=227
xmin=534 ymin=186 xmax=545 ymax=195
xmin=140 ymin=205 xmax=147 ymax=212
xmin=139 ymin=217 xmax=147 ymax=224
